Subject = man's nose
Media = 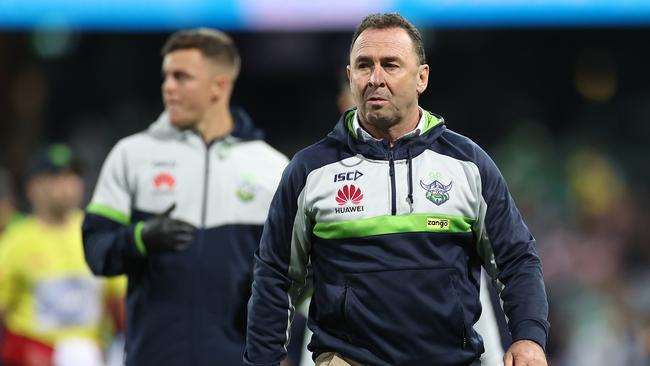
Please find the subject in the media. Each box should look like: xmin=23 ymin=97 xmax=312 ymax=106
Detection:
xmin=368 ymin=66 xmax=386 ymax=87
xmin=162 ymin=76 xmax=175 ymax=93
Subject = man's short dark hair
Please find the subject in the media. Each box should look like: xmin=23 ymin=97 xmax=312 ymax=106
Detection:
xmin=350 ymin=13 xmax=426 ymax=65
xmin=162 ymin=28 xmax=241 ymax=78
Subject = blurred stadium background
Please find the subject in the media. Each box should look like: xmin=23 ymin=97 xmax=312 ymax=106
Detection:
xmin=1 ymin=1 xmax=650 ymax=365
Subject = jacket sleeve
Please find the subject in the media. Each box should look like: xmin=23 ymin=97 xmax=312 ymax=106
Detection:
xmin=82 ymin=141 xmax=145 ymax=276
xmin=244 ymin=157 xmax=313 ymax=366
xmin=474 ymin=147 xmax=550 ymax=350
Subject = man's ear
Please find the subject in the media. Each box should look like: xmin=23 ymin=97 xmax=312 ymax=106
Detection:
xmin=210 ymin=74 xmax=231 ymax=102
xmin=416 ymin=64 xmax=429 ymax=95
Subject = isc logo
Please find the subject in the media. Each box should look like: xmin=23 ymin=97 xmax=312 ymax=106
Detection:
xmin=334 ymin=170 xmax=364 ymax=182
xmin=426 ymin=218 xmax=450 ymax=231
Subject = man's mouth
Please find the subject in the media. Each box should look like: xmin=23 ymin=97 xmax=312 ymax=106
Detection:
xmin=367 ymin=97 xmax=388 ymax=106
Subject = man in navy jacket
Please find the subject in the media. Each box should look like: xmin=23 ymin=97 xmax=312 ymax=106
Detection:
xmin=83 ymin=29 xmax=288 ymax=366
xmin=245 ymin=13 xmax=549 ymax=366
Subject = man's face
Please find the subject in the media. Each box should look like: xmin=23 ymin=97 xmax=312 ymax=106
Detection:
xmin=28 ymin=172 xmax=84 ymax=217
xmin=347 ymin=27 xmax=428 ymax=129
xmin=162 ymin=48 xmax=219 ymax=129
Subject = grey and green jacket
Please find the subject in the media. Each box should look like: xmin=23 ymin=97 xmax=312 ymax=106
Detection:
xmin=245 ymin=108 xmax=549 ymax=366
xmin=82 ymin=109 xmax=288 ymax=366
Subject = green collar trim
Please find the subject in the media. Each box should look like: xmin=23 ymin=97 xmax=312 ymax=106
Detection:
xmin=344 ymin=109 xmax=441 ymax=139
xmin=422 ymin=111 xmax=442 ymax=133
xmin=345 ymin=109 xmax=357 ymax=138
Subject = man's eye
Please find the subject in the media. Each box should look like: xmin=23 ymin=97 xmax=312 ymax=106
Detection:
xmin=357 ymin=63 xmax=369 ymax=69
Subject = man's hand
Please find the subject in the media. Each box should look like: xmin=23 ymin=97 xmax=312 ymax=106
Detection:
xmin=504 ymin=340 xmax=547 ymax=366
xmin=141 ymin=203 xmax=196 ymax=253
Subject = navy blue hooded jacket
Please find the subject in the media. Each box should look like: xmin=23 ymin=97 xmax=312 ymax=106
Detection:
xmin=83 ymin=109 xmax=288 ymax=366
xmin=245 ymin=109 xmax=549 ymax=366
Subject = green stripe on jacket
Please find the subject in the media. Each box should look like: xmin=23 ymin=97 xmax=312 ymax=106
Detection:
xmin=313 ymin=213 xmax=474 ymax=239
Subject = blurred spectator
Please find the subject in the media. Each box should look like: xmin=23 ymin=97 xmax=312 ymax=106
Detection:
xmin=0 ymin=166 xmax=25 ymax=365
xmin=0 ymin=143 xmax=125 ymax=366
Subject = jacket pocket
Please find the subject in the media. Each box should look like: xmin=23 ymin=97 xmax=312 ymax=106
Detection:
xmin=343 ymin=268 xmax=469 ymax=364
xmin=449 ymin=275 xmax=471 ymax=349
xmin=312 ymin=281 xmax=348 ymax=332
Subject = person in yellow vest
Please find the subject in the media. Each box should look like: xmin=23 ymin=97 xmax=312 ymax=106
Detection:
xmin=0 ymin=144 xmax=125 ymax=366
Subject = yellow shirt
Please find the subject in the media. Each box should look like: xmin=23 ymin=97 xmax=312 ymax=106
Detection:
xmin=0 ymin=210 xmax=125 ymax=347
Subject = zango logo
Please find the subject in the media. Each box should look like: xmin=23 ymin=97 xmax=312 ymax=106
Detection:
xmin=426 ymin=218 xmax=450 ymax=231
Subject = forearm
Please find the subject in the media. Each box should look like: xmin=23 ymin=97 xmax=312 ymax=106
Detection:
xmin=497 ymin=245 xmax=549 ymax=349
xmin=82 ymin=213 xmax=145 ymax=276
xmin=245 ymin=252 xmax=295 ymax=366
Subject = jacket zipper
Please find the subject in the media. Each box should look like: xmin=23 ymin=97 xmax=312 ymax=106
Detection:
xmin=190 ymin=141 xmax=211 ymax=365
xmin=201 ymin=143 xmax=211 ymax=231
xmin=388 ymin=150 xmax=396 ymax=215
xmin=463 ymin=329 xmax=467 ymax=349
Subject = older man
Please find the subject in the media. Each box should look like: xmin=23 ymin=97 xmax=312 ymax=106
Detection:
xmin=245 ymin=13 xmax=549 ymax=366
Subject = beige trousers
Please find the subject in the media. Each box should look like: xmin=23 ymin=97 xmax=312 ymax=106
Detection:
xmin=314 ymin=352 xmax=364 ymax=366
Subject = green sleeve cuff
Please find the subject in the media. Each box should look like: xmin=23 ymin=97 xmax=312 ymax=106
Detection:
xmin=134 ymin=221 xmax=147 ymax=255
xmin=86 ymin=203 xmax=130 ymax=225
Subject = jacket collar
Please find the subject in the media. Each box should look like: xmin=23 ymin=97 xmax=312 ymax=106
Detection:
xmin=351 ymin=107 xmax=428 ymax=143
xmin=147 ymin=107 xmax=264 ymax=142
xmin=328 ymin=107 xmax=446 ymax=160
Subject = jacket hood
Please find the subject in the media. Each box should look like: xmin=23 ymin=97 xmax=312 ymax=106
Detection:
xmin=327 ymin=107 xmax=447 ymax=160
xmin=148 ymin=107 xmax=265 ymax=141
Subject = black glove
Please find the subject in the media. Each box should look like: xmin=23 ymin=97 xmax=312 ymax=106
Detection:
xmin=140 ymin=203 xmax=196 ymax=253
